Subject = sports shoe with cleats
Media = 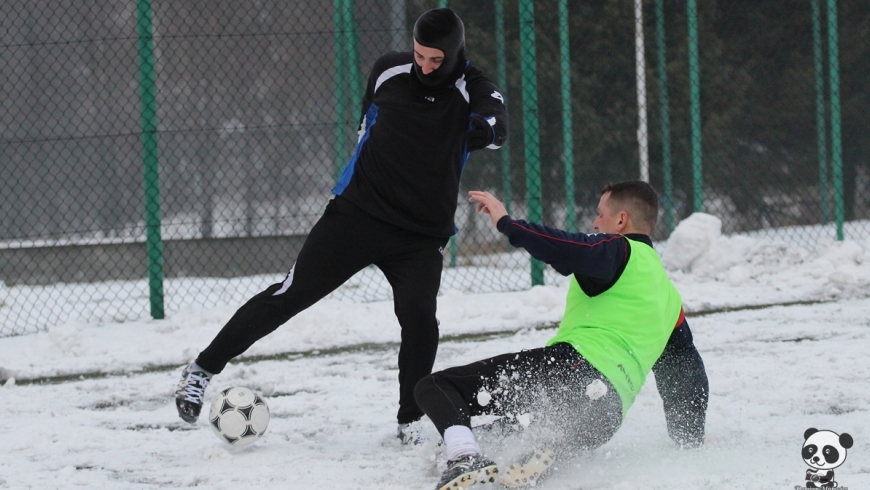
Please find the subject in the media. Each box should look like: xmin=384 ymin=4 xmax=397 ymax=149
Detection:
xmin=435 ymin=454 xmax=498 ymax=490
xmin=397 ymin=421 xmax=428 ymax=446
xmin=499 ymin=447 xmax=556 ymax=488
xmin=175 ymin=363 xmax=212 ymax=423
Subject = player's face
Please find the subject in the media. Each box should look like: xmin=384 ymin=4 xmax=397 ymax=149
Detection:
xmin=593 ymin=192 xmax=622 ymax=234
xmin=413 ymin=41 xmax=445 ymax=75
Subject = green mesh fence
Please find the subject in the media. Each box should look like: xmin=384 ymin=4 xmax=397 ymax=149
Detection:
xmin=2 ymin=0 xmax=868 ymax=337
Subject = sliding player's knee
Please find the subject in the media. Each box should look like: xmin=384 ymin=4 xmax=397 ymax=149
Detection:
xmin=414 ymin=374 xmax=438 ymax=408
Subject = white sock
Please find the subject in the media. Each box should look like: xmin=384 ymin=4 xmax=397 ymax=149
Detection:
xmin=190 ymin=362 xmax=213 ymax=377
xmin=444 ymin=425 xmax=481 ymax=461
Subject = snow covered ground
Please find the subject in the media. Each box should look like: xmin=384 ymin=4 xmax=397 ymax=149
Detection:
xmin=1 ymin=213 xmax=869 ymax=489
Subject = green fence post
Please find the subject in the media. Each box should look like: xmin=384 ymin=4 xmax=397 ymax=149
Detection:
xmin=655 ymin=0 xmax=675 ymax=235
xmin=495 ymin=0 xmax=512 ymax=214
xmin=519 ymin=0 xmax=543 ymax=286
xmin=332 ymin=0 xmax=348 ymax=180
xmin=826 ymin=0 xmax=844 ymax=240
xmin=811 ymin=0 xmax=830 ymax=224
xmin=558 ymin=0 xmax=576 ymax=232
xmin=441 ymin=0 xmax=455 ymax=266
xmin=136 ymin=0 xmax=164 ymax=319
xmin=343 ymin=0 xmax=363 ymax=110
xmin=687 ymin=0 xmax=703 ymax=213
xmin=425 ymin=0 xmax=456 ymax=265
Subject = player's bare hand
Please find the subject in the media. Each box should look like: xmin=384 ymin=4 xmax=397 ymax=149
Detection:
xmin=468 ymin=191 xmax=508 ymax=228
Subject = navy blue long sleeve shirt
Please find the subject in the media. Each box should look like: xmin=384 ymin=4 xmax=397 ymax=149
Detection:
xmin=497 ymin=215 xmax=638 ymax=296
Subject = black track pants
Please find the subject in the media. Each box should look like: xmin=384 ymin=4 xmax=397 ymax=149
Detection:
xmin=197 ymin=197 xmax=448 ymax=424
xmin=414 ymin=343 xmax=623 ymax=453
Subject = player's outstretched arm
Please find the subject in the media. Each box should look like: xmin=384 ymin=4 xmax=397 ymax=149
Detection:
xmin=651 ymin=320 xmax=709 ymax=448
xmin=468 ymin=190 xmax=508 ymax=228
xmin=469 ymin=190 xmax=628 ymax=280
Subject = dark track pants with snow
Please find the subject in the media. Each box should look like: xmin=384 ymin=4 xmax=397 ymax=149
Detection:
xmin=196 ymin=196 xmax=448 ymax=424
xmin=415 ymin=343 xmax=623 ymax=452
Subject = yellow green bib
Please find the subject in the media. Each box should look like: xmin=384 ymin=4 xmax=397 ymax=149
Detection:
xmin=546 ymin=238 xmax=682 ymax=416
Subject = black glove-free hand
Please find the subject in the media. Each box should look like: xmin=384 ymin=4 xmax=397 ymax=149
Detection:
xmin=467 ymin=114 xmax=494 ymax=151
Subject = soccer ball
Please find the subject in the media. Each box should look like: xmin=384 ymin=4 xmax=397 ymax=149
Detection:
xmin=208 ymin=386 xmax=270 ymax=446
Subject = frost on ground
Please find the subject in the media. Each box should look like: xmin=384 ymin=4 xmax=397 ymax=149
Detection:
xmin=1 ymin=214 xmax=870 ymax=488
xmin=1 ymin=299 xmax=869 ymax=489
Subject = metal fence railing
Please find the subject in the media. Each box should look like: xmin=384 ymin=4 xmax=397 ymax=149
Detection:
xmin=2 ymin=0 xmax=868 ymax=336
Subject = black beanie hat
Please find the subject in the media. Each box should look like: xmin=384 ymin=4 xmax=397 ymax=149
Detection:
xmin=412 ymin=8 xmax=466 ymax=87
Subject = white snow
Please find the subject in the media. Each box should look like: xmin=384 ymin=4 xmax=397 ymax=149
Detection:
xmin=1 ymin=213 xmax=869 ymax=489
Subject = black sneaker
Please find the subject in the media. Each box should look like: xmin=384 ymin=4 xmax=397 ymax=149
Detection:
xmin=174 ymin=363 xmax=212 ymax=423
xmin=435 ymin=454 xmax=498 ymax=490
xmin=499 ymin=447 xmax=556 ymax=488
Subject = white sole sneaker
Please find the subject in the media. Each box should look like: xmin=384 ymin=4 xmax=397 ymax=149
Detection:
xmin=435 ymin=456 xmax=499 ymax=490
xmin=499 ymin=448 xmax=556 ymax=488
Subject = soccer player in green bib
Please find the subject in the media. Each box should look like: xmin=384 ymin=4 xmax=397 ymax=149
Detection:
xmin=415 ymin=181 xmax=708 ymax=490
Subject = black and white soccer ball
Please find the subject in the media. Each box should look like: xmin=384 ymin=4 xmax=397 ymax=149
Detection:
xmin=209 ymin=386 xmax=270 ymax=447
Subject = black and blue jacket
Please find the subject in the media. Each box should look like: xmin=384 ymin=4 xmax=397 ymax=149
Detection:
xmin=333 ymin=52 xmax=508 ymax=237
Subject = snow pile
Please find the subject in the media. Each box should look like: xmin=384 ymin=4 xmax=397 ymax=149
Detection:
xmin=661 ymin=213 xmax=726 ymax=272
xmin=661 ymin=213 xmax=870 ymax=311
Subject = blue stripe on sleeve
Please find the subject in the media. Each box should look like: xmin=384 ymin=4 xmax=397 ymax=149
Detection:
xmin=333 ymin=103 xmax=380 ymax=195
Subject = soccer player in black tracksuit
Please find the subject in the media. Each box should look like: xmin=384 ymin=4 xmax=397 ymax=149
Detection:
xmin=174 ymin=8 xmax=509 ymax=441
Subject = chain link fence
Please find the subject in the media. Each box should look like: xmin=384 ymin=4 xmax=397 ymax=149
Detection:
xmin=2 ymin=0 xmax=868 ymax=337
